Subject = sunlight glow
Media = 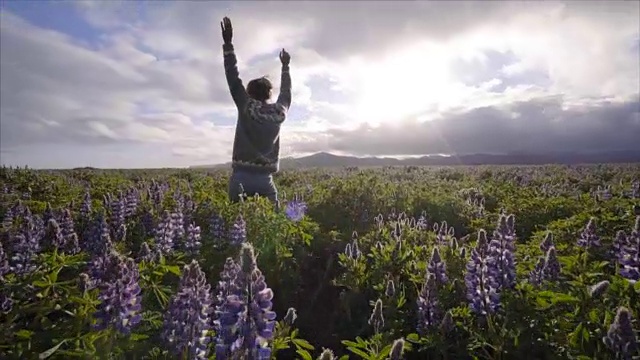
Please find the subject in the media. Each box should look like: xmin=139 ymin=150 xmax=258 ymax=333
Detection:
xmin=350 ymin=41 xmax=456 ymax=126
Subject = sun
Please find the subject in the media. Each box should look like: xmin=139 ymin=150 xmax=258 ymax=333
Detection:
xmin=350 ymin=41 xmax=455 ymax=126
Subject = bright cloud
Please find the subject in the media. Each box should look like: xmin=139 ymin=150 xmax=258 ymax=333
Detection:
xmin=0 ymin=0 xmax=638 ymax=168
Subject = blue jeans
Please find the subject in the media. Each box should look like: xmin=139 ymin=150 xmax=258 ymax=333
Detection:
xmin=228 ymin=169 xmax=278 ymax=205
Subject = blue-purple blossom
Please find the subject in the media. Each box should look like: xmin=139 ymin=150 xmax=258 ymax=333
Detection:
xmin=589 ymin=280 xmax=610 ymax=298
xmin=318 ymin=349 xmax=336 ymax=360
xmin=427 ymin=247 xmax=448 ymax=285
xmin=2 ymin=207 xmax=14 ymax=231
xmin=385 ymin=279 xmax=396 ymax=297
xmin=162 ymin=260 xmax=214 ymax=359
xmin=59 ymin=209 xmax=79 ymax=254
xmin=44 ymin=218 xmax=65 ymax=250
xmin=140 ymin=207 xmax=155 ymax=238
xmin=603 ymin=307 xmax=638 ymax=360
xmin=228 ymin=215 xmax=246 ymax=246
xmin=93 ymin=253 xmax=142 ymax=334
xmin=110 ymin=193 xmax=127 ymax=243
xmin=214 ymin=244 xmax=276 ymax=360
xmin=124 ymin=187 xmax=140 ymax=218
xmin=368 ymin=298 xmax=384 ymax=334
xmin=210 ymin=213 xmax=226 ymax=241
xmin=154 ymin=210 xmax=175 ymax=257
xmin=489 ymin=214 xmax=517 ymax=289
xmin=85 ymin=213 xmax=113 ymax=257
xmin=542 ymin=247 xmax=561 ymax=281
xmin=618 ymin=217 xmax=639 ymax=283
xmin=284 ymin=199 xmax=307 ymax=222
xmin=539 ymin=232 xmax=555 ymax=253
xmin=417 ymin=274 xmax=440 ymax=335
xmin=184 ymin=223 xmax=202 ymax=256
xmin=0 ymin=292 xmax=12 ymax=313
xmin=465 ymin=230 xmax=500 ymax=316
xmin=577 ymin=218 xmax=601 ymax=248
xmin=171 ymin=209 xmax=186 ymax=244
xmin=528 ymin=257 xmax=545 ymax=286
xmin=0 ymin=243 xmax=10 ymax=280
xmin=416 ymin=211 xmax=429 ymax=231
xmin=138 ymin=242 xmax=154 ymax=263
xmin=80 ymin=190 xmax=92 ymax=220
xmin=389 ymin=338 xmax=404 ymax=360
xmin=434 ymin=221 xmax=453 ymax=246
xmin=43 ymin=203 xmax=56 ymax=225
xmin=10 ymin=213 xmax=41 ymax=276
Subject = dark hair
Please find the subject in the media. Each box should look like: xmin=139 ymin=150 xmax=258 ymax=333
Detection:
xmin=246 ymin=76 xmax=272 ymax=101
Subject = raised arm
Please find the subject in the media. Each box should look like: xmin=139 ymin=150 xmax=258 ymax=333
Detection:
xmin=276 ymin=48 xmax=291 ymax=110
xmin=221 ymin=17 xmax=248 ymax=109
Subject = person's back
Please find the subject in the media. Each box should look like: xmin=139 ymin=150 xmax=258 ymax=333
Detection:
xmin=220 ymin=17 xmax=291 ymax=204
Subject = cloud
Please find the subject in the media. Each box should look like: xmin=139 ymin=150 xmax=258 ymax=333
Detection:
xmin=0 ymin=0 xmax=638 ymax=168
xmin=288 ymin=96 xmax=640 ymax=156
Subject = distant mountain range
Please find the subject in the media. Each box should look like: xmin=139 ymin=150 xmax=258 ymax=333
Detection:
xmin=191 ymin=151 xmax=640 ymax=169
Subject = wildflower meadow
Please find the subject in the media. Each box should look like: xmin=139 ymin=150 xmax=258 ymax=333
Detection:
xmin=0 ymin=164 xmax=638 ymax=360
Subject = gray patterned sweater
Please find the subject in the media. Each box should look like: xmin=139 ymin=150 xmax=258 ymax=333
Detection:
xmin=223 ymin=43 xmax=291 ymax=174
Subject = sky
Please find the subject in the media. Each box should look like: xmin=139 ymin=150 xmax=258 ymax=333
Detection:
xmin=0 ymin=0 xmax=638 ymax=169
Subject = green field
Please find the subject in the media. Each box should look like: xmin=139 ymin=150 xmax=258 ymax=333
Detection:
xmin=0 ymin=164 xmax=638 ymax=360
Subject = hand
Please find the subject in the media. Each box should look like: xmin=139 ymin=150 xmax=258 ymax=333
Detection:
xmin=279 ymin=48 xmax=290 ymax=66
xmin=221 ymin=17 xmax=233 ymax=44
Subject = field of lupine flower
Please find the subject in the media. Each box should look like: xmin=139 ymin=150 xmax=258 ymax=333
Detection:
xmin=0 ymin=164 xmax=639 ymax=360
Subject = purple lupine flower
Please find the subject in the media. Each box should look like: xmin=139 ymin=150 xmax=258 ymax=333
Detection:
xmin=184 ymin=223 xmax=202 ymax=256
xmin=43 ymin=202 xmax=56 ymax=225
xmin=210 ymin=212 xmax=226 ymax=242
xmin=389 ymin=338 xmax=405 ymax=360
xmin=214 ymin=257 xmax=241 ymax=310
xmin=318 ymin=349 xmax=336 ymax=360
xmin=86 ymin=213 xmax=113 ymax=257
xmin=539 ymin=232 xmax=554 ymax=253
xmin=603 ymin=307 xmax=638 ymax=360
xmin=182 ymin=194 xmax=196 ymax=230
xmin=214 ymin=243 xmax=276 ymax=360
xmin=284 ymin=198 xmax=307 ymax=222
xmin=434 ymin=221 xmax=452 ymax=246
xmin=140 ymin=207 xmax=155 ymax=238
xmin=2 ymin=207 xmax=14 ymax=231
xmin=0 ymin=243 xmax=10 ymax=280
xmin=368 ymin=298 xmax=384 ymax=334
xmin=542 ymin=247 xmax=561 ymax=281
xmin=10 ymin=214 xmax=41 ymax=276
xmin=80 ymin=190 xmax=92 ymax=220
xmin=171 ymin=209 xmax=186 ymax=244
xmin=154 ymin=210 xmax=175 ymax=257
xmin=162 ymin=260 xmax=214 ymax=359
xmin=528 ymin=257 xmax=545 ymax=286
xmin=489 ymin=214 xmax=517 ymax=289
xmin=93 ymin=253 xmax=142 ymax=334
xmin=59 ymin=209 xmax=79 ymax=254
xmin=124 ymin=187 xmax=139 ymax=218
xmin=417 ymin=274 xmax=440 ymax=335
xmin=618 ymin=217 xmax=639 ymax=283
xmin=110 ymin=192 xmax=126 ymax=242
xmin=465 ymin=230 xmax=500 ymax=316
xmin=440 ymin=311 xmax=454 ymax=333
xmin=577 ymin=218 xmax=601 ymax=248
xmin=589 ymin=280 xmax=610 ymax=298
xmin=613 ymin=230 xmax=628 ymax=261
xmin=138 ymin=242 xmax=154 ymax=263
xmin=385 ymin=279 xmax=396 ymax=297
xmin=44 ymin=218 xmax=65 ymax=250
xmin=228 ymin=215 xmax=246 ymax=246
xmin=415 ymin=212 xmax=428 ymax=231
xmin=427 ymin=247 xmax=448 ymax=285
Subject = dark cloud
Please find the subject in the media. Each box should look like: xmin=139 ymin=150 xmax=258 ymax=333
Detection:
xmin=293 ymin=97 xmax=640 ymax=155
